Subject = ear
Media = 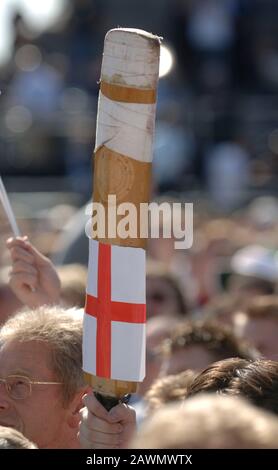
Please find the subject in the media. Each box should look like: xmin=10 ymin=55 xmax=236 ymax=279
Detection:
xmin=67 ymin=386 xmax=91 ymax=429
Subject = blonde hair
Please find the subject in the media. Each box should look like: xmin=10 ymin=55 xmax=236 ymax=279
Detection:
xmin=0 ymin=426 xmax=37 ymax=449
xmin=0 ymin=306 xmax=85 ymax=404
xmin=131 ymin=394 xmax=278 ymax=449
xmin=160 ymin=319 xmax=259 ymax=361
xmin=145 ymin=370 xmax=197 ymax=413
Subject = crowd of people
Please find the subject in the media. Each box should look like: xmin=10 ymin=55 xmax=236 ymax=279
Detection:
xmin=0 ymin=227 xmax=278 ymax=449
xmin=0 ymin=0 xmax=278 ymax=451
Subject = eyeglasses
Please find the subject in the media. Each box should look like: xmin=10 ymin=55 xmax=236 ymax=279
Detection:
xmin=0 ymin=375 xmax=63 ymax=400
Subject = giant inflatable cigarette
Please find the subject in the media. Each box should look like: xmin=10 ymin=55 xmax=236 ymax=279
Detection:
xmin=83 ymin=28 xmax=160 ymax=407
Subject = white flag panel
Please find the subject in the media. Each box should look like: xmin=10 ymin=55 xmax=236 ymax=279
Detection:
xmin=86 ymin=239 xmax=146 ymax=304
xmin=111 ymin=244 xmax=145 ymax=304
xmin=83 ymin=313 xmax=146 ymax=381
xmin=86 ymin=238 xmax=99 ymax=298
xmin=83 ymin=313 xmax=97 ymax=377
xmin=111 ymin=321 xmax=146 ymax=381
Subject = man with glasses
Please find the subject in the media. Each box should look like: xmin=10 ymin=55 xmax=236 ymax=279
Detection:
xmin=0 ymin=304 xmax=136 ymax=448
xmin=0 ymin=305 xmax=89 ymax=448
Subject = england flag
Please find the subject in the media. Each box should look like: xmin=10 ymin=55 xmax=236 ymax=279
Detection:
xmin=83 ymin=238 xmax=146 ymax=382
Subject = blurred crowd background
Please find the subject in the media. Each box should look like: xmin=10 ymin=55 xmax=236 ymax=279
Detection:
xmin=1 ymin=0 xmax=278 ymax=321
xmin=2 ymin=0 xmax=278 ymax=450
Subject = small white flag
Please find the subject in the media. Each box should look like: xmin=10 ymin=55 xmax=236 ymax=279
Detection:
xmin=0 ymin=176 xmax=21 ymax=237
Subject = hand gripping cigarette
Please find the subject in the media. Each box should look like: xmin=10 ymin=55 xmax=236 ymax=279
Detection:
xmin=83 ymin=28 xmax=161 ymax=409
xmin=0 ymin=176 xmax=21 ymax=237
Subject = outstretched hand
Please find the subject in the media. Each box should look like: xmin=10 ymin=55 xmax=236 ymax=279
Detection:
xmin=6 ymin=237 xmax=61 ymax=308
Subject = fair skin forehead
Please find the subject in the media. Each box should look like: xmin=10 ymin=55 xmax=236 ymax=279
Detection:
xmin=0 ymin=339 xmax=55 ymax=379
xmin=0 ymin=339 xmax=70 ymax=448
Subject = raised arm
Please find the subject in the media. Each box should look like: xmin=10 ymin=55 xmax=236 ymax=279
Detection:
xmin=6 ymin=237 xmax=61 ymax=308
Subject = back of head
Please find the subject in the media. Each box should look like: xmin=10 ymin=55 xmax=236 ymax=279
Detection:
xmin=131 ymin=394 xmax=278 ymax=449
xmin=186 ymin=357 xmax=250 ymax=396
xmin=0 ymin=426 xmax=37 ymax=449
xmin=0 ymin=306 xmax=84 ymax=403
xmin=145 ymin=370 xmax=197 ymax=413
xmin=187 ymin=358 xmax=278 ymax=416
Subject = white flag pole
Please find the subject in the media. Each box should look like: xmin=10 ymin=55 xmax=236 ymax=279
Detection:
xmin=0 ymin=176 xmax=37 ymax=292
xmin=0 ymin=176 xmax=21 ymax=237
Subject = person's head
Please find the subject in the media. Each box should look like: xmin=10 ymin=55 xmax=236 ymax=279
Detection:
xmin=0 ymin=306 xmax=89 ymax=448
xmin=234 ymin=295 xmax=278 ymax=359
xmin=186 ymin=358 xmax=278 ymax=416
xmin=131 ymin=394 xmax=278 ymax=449
xmin=146 ymin=260 xmax=188 ymax=318
xmin=145 ymin=370 xmax=197 ymax=414
xmin=160 ymin=319 xmax=259 ymax=376
xmin=57 ymin=264 xmax=87 ymax=308
xmin=0 ymin=425 xmax=37 ymax=449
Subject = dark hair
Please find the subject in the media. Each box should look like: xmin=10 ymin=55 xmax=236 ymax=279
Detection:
xmin=186 ymin=358 xmax=278 ymax=415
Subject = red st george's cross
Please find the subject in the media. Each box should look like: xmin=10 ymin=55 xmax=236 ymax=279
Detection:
xmin=85 ymin=242 xmax=146 ymax=378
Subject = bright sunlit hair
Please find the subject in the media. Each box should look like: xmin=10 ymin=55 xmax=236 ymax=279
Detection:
xmin=159 ymin=44 xmax=174 ymax=78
